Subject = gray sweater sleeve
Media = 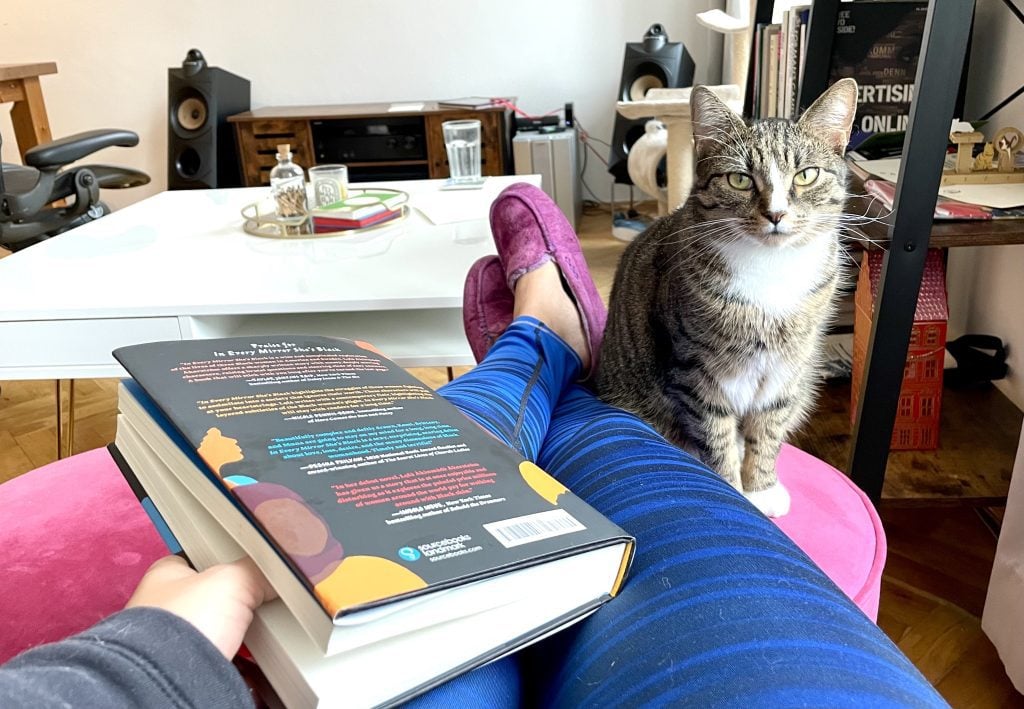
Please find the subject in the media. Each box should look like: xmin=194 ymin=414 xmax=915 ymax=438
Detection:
xmin=0 ymin=607 xmax=254 ymax=708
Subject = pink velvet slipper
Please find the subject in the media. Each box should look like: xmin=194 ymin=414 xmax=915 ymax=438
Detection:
xmin=489 ymin=182 xmax=606 ymax=376
xmin=463 ymin=255 xmax=515 ymax=362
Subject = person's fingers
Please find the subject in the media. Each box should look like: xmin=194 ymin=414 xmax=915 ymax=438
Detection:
xmin=141 ymin=554 xmax=194 ymax=581
xmin=125 ymin=555 xmax=276 ymax=660
xmin=222 ymin=556 xmax=278 ymax=603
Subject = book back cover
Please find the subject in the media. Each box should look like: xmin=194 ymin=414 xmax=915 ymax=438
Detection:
xmin=114 ymin=336 xmax=632 ymax=620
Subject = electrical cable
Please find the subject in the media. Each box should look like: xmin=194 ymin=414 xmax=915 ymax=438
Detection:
xmin=977 ymin=0 xmax=1024 ymax=121
xmin=490 ymin=98 xmax=562 ymax=119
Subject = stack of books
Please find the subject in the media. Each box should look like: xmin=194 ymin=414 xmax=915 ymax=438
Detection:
xmin=110 ymin=335 xmax=634 ymax=708
xmin=751 ymin=1 xmax=928 ymax=133
xmin=312 ymin=189 xmax=409 ymax=233
xmin=751 ymin=4 xmax=811 ymax=120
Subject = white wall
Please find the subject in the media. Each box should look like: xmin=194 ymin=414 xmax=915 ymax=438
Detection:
xmin=1 ymin=0 xmax=722 ymax=210
xmin=947 ymin=0 xmax=1024 ymax=410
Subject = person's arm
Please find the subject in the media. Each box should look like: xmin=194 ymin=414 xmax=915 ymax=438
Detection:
xmin=0 ymin=607 xmax=253 ymax=708
xmin=0 ymin=556 xmax=273 ymax=708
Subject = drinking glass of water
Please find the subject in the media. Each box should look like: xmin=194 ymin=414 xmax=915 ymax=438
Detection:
xmin=442 ymin=119 xmax=482 ymax=184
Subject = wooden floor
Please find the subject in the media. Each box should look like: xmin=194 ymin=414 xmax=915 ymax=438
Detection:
xmin=1 ymin=205 xmax=1020 ymax=705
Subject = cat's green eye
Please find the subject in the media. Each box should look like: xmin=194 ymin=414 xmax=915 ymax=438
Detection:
xmin=726 ymin=173 xmax=753 ymax=190
xmin=793 ymin=167 xmax=820 ymax=186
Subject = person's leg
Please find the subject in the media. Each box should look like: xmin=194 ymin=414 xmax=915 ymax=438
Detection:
xmin=401 ymin=653 xmax=521 ymax=709
xmin=438 ymin=314 xmax=581 ymax=460
xmin=413 ymin=182 xmax=608 ymax=707
xmin=517 ymin=385 xmax=945 ymax=708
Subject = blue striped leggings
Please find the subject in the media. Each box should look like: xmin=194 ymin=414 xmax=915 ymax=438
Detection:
xmin=409 ymin=318 xmax=945 ymax=708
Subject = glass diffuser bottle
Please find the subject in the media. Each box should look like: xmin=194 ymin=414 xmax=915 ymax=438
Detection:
xmin=269 ymin=143 xmax=310 ymax=235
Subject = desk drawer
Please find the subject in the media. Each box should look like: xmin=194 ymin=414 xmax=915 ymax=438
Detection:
xmin=0 ymin=317 xmax=182 ymax=380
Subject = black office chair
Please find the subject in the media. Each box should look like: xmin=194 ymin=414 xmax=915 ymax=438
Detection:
xmin=0 ymin=129 xmax=150 ymax=252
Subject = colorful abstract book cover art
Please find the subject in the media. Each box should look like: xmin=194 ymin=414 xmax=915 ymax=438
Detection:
xmin=829 ymin=2 xmax=928 ymax=135
xmin=114 ymin=337 xmax=628 ymax=619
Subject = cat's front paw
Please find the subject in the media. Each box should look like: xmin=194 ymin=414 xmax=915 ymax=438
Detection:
xmin=744 ymin=482 xmax=791 ymax=518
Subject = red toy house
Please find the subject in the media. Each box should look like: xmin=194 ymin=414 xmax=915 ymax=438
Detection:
xmin=850 ymin=249 xmax=948 ymax=451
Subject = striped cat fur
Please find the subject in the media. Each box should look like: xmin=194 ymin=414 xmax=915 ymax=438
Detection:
xmin=597 ymin=79 xmax=859 ymax=517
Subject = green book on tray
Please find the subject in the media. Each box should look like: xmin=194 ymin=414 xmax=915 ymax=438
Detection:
xmin=111 ymin=335 xmax=634 ymax=708
xmin=313 ymin=189 xmax=408 ymax=221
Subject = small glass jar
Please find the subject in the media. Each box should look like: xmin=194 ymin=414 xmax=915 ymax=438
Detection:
xmin=269 ymin=143 xmax=310 ymax=235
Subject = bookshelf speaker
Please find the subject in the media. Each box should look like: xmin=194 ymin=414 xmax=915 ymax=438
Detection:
xmin=608 ymin=24 xmax=695 ymax=185
xmin=167 ymin=49 xmax=250 ymax=190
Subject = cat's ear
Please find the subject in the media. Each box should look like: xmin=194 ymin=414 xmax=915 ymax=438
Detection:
xmin=690 ymin=86 xmax=745 ymax=162
xmin=798 ymin=78 xmax=858 ymax=154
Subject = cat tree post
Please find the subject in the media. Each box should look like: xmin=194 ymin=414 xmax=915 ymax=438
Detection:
xmin=616 ymin=85 xmax=744 ymax=212
xmin=696 ymin=0 xmax=757 ymax=89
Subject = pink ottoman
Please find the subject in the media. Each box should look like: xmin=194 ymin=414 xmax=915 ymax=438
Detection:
xmin=773 ymin=443 xmax=886 ymax=621
xmin=0 ymin=447 xmax=167 ymax=663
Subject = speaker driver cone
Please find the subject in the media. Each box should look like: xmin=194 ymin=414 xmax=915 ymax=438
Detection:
xmin=628 ymin=74 xmax=666 ymax=101
xmin=176 ymin=96 xmax=208 ymax=132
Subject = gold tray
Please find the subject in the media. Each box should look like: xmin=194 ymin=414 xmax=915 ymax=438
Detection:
xmin=240 ymin=190 xmax=409 ymax=239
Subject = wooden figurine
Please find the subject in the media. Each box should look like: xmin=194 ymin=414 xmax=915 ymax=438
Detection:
xmin=972 ymin=142 xmax=995 ymax=171
xmin=942 ymin=125 xmax=1024 ymax=185
xmin=994 ymin=126 xmax=1023 ymax=173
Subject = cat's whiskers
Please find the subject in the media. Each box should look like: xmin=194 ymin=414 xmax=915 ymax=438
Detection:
xmin=656 ymin=218 xmax=744 ymax=245
xmin=663 ymin=223 xmax=746 ymax=253
xmin=831 ymin=216 xmax=888 ymax=251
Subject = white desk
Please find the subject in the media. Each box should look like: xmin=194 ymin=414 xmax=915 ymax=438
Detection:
xmin=0 ymin=175 xmax=539 ymax=380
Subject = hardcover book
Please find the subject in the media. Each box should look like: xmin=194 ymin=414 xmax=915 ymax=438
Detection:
xmin=828 ymin=1 xmax=928 ymax=137
xmin=111 ymin=336 xmax=633 ymax=708
xmin=312 ymin=189 xmax=408 ymax=221
xmin=437 ymin=97 xmax=503 ymax=110
xmin=312 ymin=208 xmax=402 ymax=232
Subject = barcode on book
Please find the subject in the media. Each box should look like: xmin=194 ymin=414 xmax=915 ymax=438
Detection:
xmin=483 ymin=509 xmax=586 ymax=548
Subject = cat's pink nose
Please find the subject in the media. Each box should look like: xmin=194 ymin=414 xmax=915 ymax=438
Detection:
xmin=765 ymin=210 xmax=787 ymax=225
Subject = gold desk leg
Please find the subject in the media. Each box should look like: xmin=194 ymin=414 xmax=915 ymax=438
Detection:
xmin=67 ymin=379 xmax=76 ymax=458
xmin=54 ymin=380 xmax=63 ymax=460
xmin=53 ymin=379 xmax=77 ymax=459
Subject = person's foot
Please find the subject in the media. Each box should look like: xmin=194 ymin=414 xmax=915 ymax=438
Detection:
xmin=463 ymin=255 xmax=515 ymax=363
xmin=513 ymin=261 xmax=591 ymax=372
xmin=488 ymin=182 xmax=606 ymax=377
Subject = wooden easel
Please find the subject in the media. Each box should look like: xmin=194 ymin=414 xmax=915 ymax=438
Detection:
xmin=0 ymin=62 xmax=57 ymax=161
xmin=0 ymin=62 xmax=74 ymax=460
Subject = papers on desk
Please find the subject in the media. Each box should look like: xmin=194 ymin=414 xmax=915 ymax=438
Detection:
xmin=413 ymin=179 xmax=506 ymax=225
xmin=939 ymin=183 xmax=1024 ymax=211
xmin=852 ymin=156 xmax=1024 ymax=210
xmin=388 ymin=102 xmax=425 ymax=112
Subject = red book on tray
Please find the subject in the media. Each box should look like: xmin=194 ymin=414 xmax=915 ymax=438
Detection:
xmin=313 ymin=208 xmax=402 ymax=232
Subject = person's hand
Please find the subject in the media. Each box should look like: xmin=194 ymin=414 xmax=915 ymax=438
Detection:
xmin=126 ymin=555 xmax=276 ymax=659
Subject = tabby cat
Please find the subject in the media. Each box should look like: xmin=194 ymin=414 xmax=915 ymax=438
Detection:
xmin=596 ymin=79 xmax=858 ymax=518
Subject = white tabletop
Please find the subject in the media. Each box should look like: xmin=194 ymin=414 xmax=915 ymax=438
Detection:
xmin=0 ymin=175 xmax=541 ymax=378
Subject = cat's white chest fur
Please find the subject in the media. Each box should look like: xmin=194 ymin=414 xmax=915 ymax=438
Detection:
xmin=717 ymin=234 xmax=832 ymax=316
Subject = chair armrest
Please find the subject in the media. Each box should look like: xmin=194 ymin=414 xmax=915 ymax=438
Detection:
xmin=24 ymin=129 xmax=139 ymax=169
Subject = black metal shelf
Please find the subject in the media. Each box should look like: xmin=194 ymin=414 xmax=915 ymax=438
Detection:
xmin=751 ymin=0 xmax=978 ymax=503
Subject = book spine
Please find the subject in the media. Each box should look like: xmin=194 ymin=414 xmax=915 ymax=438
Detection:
xmin=767 ymin=29 xmax=780 ymax=118
xmin=785 ymin=12 xmax=801 ymax=118
xmin=107 ymin=443 xmax=185 ymax=556
xmin=752 ymin=24 xmax=763 ymax=119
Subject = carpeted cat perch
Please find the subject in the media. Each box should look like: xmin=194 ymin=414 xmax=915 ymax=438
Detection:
xmin=617 ymin=84 xmax=745 ymax=213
